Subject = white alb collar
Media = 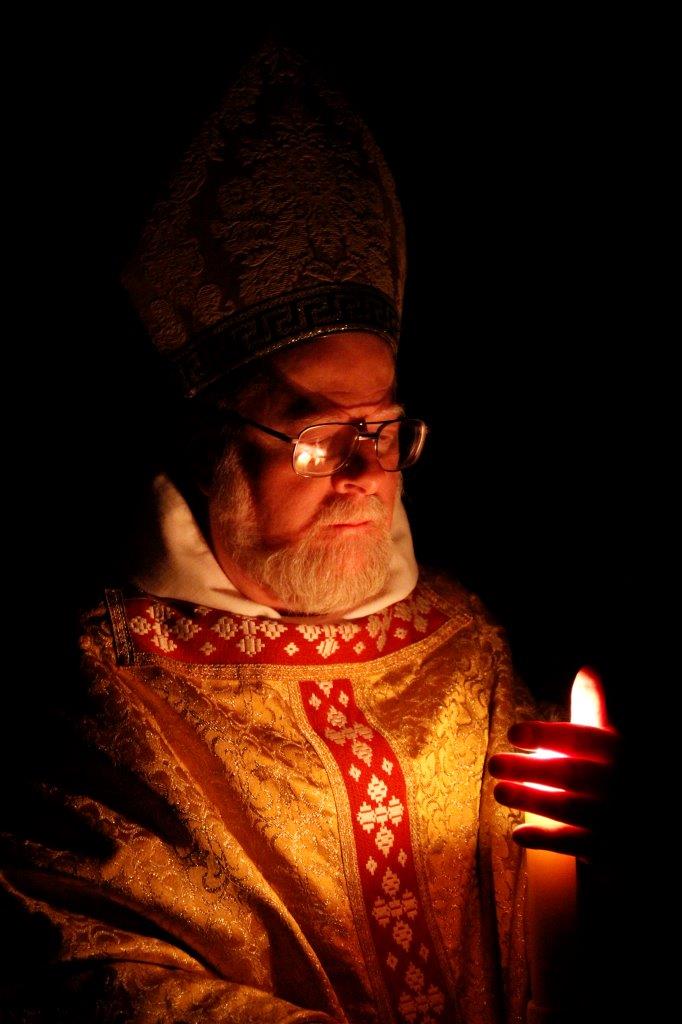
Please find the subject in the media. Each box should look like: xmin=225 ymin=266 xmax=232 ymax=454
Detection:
xmin=131 ymin=472 xmax=419 ymax=620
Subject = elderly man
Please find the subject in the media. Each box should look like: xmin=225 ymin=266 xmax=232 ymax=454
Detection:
xmin=1 ymin=39 xmax=618 ymax=1024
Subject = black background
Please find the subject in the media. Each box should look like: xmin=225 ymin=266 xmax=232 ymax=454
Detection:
xmin=19 ymin=8 xmax=668 ymax=1019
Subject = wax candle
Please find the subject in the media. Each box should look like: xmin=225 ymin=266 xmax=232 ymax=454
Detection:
xmin=525 ymin=668 xmax=603 ymax=1024
xmin=525 ymin=790 xmax=576 ymax=1022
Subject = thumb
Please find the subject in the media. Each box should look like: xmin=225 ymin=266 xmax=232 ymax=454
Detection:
xmin=570 ymin=665 xmax=610 ymax=728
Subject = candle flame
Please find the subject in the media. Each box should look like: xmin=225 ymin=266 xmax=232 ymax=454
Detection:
xmin=570 ymin=666 xmax=607 ymax=727
xmin=523 ymin=667 xmax=606 ymax=796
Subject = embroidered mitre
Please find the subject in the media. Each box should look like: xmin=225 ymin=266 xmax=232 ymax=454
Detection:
xmin=121 ymin=37 xmax=407 ymax=397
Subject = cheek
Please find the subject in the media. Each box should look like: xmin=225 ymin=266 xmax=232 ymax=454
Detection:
xmin=380 ymin=473 xmax=401 ymax=519
xmin=237 ymin=442 xmax=292 ymax=518
xmin=250 ymin=460 xmax=328 ymax=534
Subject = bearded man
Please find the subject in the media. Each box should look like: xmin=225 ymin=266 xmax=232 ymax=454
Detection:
xmin=0 ymin=39 xmax=619 ymax=1024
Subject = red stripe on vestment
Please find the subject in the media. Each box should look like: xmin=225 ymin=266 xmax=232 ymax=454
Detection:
xmin=300 ymin=677 xmax=453 ymax=1024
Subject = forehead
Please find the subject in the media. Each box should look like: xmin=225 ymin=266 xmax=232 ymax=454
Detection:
xmin=266 ymin=332 xmax=397 ymax=415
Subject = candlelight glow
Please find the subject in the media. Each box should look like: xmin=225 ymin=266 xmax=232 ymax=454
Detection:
xmin=522 ymin=668 xmax=604 ymax=804
xmin=523 ymin=670 xmax=593 ymax=1019
xmin=571 ymin=666 xmax=607 ymax=727
xmin=523 ymin=747 xmax=567 ymax=795
xmin=294 ymin=444 xmax=327 ymax=471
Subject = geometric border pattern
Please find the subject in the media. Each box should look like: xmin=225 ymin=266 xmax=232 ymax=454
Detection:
xmin=300 ymin=676 xmax=453 ymax=1024
xmin=110 ymin=586 xmax=448 ymax=666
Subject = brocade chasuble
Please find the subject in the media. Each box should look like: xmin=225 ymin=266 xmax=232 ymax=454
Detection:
xmin=2 ymin=570 xmax=539 ymax=1023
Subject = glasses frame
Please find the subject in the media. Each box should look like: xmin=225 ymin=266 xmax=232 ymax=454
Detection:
xmin=228 ymin=412 xmax=428 ymax=478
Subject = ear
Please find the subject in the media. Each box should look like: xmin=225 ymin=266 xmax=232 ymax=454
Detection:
xmin=182 ymin=456 xmax=213 ymax=498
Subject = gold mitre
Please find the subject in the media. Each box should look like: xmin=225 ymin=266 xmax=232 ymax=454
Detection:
xmin=121 ymin=38 xmax=407 ymax=398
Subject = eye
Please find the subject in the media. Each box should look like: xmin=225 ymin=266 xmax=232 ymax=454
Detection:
xmin=293 ymin=424 xmax=358 ymax=475
xmin=294 ymin=438 xmax=329 ymax=471
xmin=377 ymin=422 xmax=400 ymax=454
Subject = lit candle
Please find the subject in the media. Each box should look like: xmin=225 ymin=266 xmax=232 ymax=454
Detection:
xmin=524 ymin=669 xmax=604 ymax=1024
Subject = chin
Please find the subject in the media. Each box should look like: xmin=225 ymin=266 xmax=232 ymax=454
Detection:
xmin=254 ymin=528 xmax=392 ymax=616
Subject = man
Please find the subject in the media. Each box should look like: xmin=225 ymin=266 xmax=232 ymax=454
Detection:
xmin=1 ymin=39 xmax=618 ymax=1023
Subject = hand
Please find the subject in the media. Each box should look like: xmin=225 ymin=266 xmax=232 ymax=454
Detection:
xmin=488 ymin=667 xmax=622 ymax=861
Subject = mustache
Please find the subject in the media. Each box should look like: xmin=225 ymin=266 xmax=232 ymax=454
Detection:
xmin=309 ymin=495 xmax=388 ymax=529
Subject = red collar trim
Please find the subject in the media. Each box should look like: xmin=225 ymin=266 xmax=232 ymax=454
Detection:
xmin=107 ymin=584 xmax=450 ymax=666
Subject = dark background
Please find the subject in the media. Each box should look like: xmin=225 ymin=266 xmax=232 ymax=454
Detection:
xmin=21 ymin=9 xmax=667 ymax=1019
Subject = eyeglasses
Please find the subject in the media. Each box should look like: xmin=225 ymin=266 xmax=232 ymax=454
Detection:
xmin=227 ymin=412 xmax=428 ymax=477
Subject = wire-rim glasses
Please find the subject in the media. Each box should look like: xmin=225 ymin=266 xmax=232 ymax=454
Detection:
xmin=227 ymin=412 xmax=428 ymax=477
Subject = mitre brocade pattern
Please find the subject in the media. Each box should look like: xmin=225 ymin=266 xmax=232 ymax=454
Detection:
xmin=120 ymin=39 xmax=407 ymax=395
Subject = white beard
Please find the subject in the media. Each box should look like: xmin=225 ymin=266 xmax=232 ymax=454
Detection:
xmin=211 ymin=446 xmax=394 ymax=615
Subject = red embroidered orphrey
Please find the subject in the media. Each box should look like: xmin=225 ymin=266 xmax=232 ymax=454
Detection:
xmin=115 ymin=587 xmax=448 ymax=665
xmin=301 ymin=678 xmax=453 ymax=1024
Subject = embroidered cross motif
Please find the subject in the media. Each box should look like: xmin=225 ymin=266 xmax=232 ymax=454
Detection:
xmin=121 ymin=584 xmax=447 ymax=666
xmin=299 ymin=677 xmax=451 ymax=1023
xmin=129 ymin=605 xmax=201 ymax=653
xmin=356 ymin=776 xmax=405 ymax=857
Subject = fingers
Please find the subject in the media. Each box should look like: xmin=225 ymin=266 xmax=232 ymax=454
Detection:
xmin=488 ymin=752 xmax=614 ymax=797
xmin=507 ymin=720 xmax=621 ymax=760
xmin=512 ymin=822 xmax=594 ymax=859
xmin=493 ymin=780 xmax=602 ymax=829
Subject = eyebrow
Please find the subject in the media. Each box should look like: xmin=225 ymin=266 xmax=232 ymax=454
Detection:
xmin=282 ymin=399 xmax=405 ymax=427
xmin=264 ymin=366 xmax=403 ymax=425
xmin=280 ymin=394 xmax=321 ymax=421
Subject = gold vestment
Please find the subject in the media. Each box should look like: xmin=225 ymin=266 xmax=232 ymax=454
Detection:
xmin=1 ymin=569 xmax=545 ymax=1023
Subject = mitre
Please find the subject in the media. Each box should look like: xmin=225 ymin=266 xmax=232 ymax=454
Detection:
xmin=121 ymin=37 xmax=407 ymax=398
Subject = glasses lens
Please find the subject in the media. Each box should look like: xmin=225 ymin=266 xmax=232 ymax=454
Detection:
xmin=376 ymin=419 xmax=426 ymax=470
xmin=293 ymin=423 xmax=358 ymax=476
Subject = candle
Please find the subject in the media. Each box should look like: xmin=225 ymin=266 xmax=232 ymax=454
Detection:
xmin=524 ymin=668 xmax=604 ymax=1024
xmin=525 ymin=785 xmax=576 ymax=1022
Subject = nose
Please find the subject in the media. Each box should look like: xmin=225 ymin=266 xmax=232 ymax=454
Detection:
xmin=330 ymin=437 xmax=385 ymax=495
